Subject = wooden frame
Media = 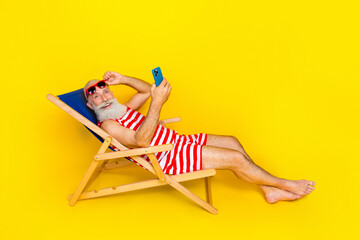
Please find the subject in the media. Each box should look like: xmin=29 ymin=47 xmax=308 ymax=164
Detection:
xmin=47 ymin=94 xmax=217 ymax=214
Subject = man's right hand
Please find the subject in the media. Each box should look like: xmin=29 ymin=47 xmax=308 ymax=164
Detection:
xmin=150 ymin=78 xmax=171 ymax=107
xmin=103 ymin=71 xmax=125 ymax=85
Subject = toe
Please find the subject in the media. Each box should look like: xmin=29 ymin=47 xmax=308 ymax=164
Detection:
xmin=307 ymin=186 xmax=315 ymax=192
xmin=305 ymin=188 xmax=313 ymax=194
xmin=308 ymin=181 xmax=316 ymax=186
xmin=265 ymin=194 xmax=277 ymax=204
xmin=295 ymin=195 xmax=302 ymax=199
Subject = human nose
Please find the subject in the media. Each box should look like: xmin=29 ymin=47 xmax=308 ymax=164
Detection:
xmin=101 ymin=95 xmax=109 ymax=102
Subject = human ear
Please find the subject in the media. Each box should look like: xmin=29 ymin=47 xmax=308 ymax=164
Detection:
xmin=86 ymin=101 xmax=94 ymax=110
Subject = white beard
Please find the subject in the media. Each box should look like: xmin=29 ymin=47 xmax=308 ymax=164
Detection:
xmin=93 ymin=98 xmax=127 ymax=122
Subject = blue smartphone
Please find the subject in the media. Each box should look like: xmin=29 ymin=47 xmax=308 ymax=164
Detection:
xmin=152 ymin=67 xmax=163 ymax=87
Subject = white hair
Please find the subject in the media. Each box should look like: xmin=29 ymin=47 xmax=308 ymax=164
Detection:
xmin=91 ymin=98 xmax=127 ymax=122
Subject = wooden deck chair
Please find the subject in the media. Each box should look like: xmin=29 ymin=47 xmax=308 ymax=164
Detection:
xmin=46 ymin=89 xmax=217 ymax=214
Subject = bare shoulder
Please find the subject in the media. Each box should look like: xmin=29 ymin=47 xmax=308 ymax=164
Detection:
xmin=100 ymin=119 xmax=133 ymax=135
xmin=100 ymin=119 xmax=121 ymax=133
xmin=99 ymin=119 xmax=137 ymax=147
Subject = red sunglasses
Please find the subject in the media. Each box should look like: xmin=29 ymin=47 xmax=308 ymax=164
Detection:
xmin=86 ymin=80 xmax=108 ymax=98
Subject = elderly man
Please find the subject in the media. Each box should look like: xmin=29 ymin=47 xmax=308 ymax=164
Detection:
xmin=84 ymin=71 xmax=315 ymax=203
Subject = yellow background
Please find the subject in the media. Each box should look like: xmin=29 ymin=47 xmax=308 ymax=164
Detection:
xmin=1 ymin=0 xmax=359 ymax=239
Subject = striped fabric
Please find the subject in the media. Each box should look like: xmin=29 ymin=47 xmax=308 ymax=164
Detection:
xmin=98 ymin=106 xmax=207 ymax=175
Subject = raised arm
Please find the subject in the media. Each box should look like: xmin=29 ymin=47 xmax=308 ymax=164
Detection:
xmin=135 ymin=78 xmax=171 ymax=147
xmin=103 ymin=71 xmax=151 ymax=111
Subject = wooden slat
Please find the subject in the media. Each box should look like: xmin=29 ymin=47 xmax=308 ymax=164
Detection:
xmin=94 ymin=144 xmax=174 ymax=161
xmin=68 ymin=168 xmax=216 ymax=200
xmin=147 ymin=153 xmax=166 ymax=183
xmin=161 ymin=117 xmax=181 ymax=124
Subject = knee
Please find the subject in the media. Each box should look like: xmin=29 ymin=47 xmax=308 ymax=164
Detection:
xmin=228 ymin=135 xmax=243 ymax=147
xmin=233 ymin=151 xmax=250 ymax=167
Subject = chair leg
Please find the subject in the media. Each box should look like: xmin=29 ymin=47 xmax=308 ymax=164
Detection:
xmin=205 ymin=177 xmax=213 ymax=205
xmin=166 ymin=175 xmax=218 ymax=214
xmin=69 ymin=160 xmax=101 ymax=206
xmin=69 ymin=137 xmax=112 ymax=206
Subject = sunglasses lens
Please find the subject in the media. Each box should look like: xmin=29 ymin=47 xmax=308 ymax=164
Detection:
xmin=86 ymin=80 xmax=107 ymax=97
xmin=88 ymin=86 xmax=96 ymax=95
xmin=97 ymin=81 xmax=106 ymax=88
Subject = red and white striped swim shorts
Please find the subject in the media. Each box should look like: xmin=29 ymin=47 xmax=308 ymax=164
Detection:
xmin=157 ymin=133 xmax=208 ymax=175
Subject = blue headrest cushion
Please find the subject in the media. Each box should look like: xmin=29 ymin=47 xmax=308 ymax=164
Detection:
xmin=57 ymin=89 xmax=115 ymax=151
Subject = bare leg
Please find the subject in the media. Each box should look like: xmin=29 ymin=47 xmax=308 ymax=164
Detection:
xmin=203 ymin=134 xmax=315 ymax=202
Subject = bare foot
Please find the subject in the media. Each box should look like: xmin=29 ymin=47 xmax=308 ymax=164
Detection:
xmin=281 ymin=179 xmax=316 ymax=196
xmin=260 ymin=186 xmax=302 ymax=203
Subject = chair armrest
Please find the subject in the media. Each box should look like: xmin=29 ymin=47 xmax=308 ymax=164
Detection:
xmin=94 ymin=144 xmax=174 ymax=161
xmin=160 ymin=117 xmax=181 ymax=125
